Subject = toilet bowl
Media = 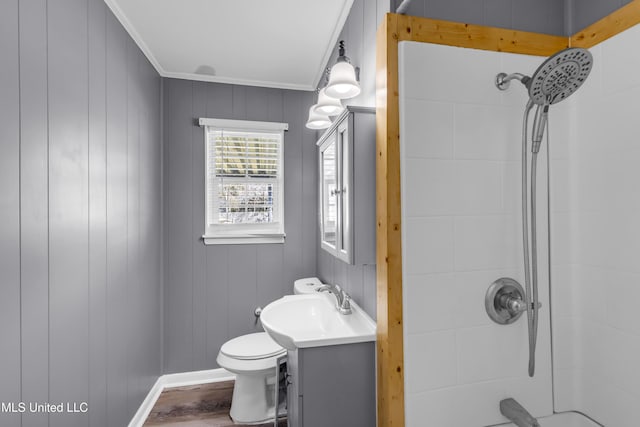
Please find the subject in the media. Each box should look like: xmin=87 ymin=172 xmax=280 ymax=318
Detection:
xmin=216 ymin=332 xmax=287 ymax=424
xmin=216 ymin=277 xmax=324 ymax=424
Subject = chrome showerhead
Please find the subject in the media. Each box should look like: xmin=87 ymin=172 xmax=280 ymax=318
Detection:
xmin=495 ymin=47 xmax=593 ymax=152
xmin=495 ymin=47 xmax=593 ymax=105
xmin=527 ymin=47 xmax=593 ymax=105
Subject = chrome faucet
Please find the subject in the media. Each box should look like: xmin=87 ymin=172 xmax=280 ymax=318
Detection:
xmin=317 ymin=283 xmax=352 ymax=315
xmin=500 ymin=398 xmax=540 ymax=427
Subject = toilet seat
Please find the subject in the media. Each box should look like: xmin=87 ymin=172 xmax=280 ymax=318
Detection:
xmin=220 ymin=332 xmax=285 ymax=360
xmin=217 ymin=332 xmax=286 ymax=374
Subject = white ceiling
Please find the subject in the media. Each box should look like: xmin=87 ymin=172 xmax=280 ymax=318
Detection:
xmin=105 ymin=0 xmax=354 ymax=91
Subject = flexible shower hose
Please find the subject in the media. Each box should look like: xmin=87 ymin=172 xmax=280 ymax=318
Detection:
xmin=521 ymin=100 xmax=539 ymax=377
xmin=530 ymin=152 xmax=539 ymax=377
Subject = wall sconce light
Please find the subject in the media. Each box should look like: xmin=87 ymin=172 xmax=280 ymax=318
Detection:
xmin=324 ymin=40 xmax=361 ymax=99
xmin=313 ymin=88 xmax=344 ymax=116
xmin=305 ymin=106 xmax=332 ymax=129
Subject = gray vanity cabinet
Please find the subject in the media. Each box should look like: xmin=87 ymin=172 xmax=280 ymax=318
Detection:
xmin=286 ymin=342 xmax=376 ymax=427
xmin=317 ymin=107 xmax=376 ymax=265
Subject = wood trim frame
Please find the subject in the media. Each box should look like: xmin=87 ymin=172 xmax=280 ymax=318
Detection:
xmin=376 ymin=13 xmax=404 ymax=427
xmin=392 ymin=15 xmax=568 ymax=55
xmin=376 ymin=3 xmax=640 ymax=424
xmin=571 ymin=0 xmax=640 ymax=48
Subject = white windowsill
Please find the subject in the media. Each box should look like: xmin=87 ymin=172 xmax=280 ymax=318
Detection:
xmin=202 ymin=233 xmax=285 ymax=245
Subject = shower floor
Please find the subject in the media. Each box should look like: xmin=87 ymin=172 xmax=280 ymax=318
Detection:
xmin=497 ymin=411 xmax=601 ymax=427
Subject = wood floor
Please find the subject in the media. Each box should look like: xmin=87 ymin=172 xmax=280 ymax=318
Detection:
xmin=143 ymin=381 xmax=287 ymax=427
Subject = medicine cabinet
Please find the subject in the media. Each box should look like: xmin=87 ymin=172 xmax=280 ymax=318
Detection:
xmin=317 ymin=106 xmax=375 ymax=265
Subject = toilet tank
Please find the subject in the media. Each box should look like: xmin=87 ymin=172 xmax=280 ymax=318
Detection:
xmin=293 ymin=277 xmax=323 ymax=295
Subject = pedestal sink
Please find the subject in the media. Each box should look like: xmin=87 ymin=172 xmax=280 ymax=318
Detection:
xmin=259 ymin=293 xmax=376 ymax=350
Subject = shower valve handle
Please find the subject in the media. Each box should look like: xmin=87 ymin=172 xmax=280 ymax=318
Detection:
xmin=499 ymin=294 xmax=542 ymax=316
xmin=499 ymin=294 xmax=527 ymax=315
xmin=507 ymin=297 xmax=527 ymax=315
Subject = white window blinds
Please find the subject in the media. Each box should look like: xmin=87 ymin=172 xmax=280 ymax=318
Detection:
xmin=200 ymin=118 xmax=288 ymax=245
xmin=207 ymin=129 xmax=280 ymax=225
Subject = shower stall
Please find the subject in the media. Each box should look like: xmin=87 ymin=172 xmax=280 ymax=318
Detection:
xmin=398 ymin=23 xmax=640 ymax=426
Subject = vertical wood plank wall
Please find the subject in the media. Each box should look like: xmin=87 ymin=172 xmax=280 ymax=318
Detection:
xmin=0 ymin=0 xmax=163 ymax=426
xmin=48 ymin=2 xmax=90 ymax=427
xmin=316 ymin=0 xmax=388 ymax=320
xmin=18 ymin=0 xmax=49 ymax=423
xmin=162 ymin=80 xmax=318 ymax=374
xmin=0 ymin=2 xmax=21 ymax=427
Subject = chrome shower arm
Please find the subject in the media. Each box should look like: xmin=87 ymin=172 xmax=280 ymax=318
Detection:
xmin=495 ymin=72 xmax=531 ymax=90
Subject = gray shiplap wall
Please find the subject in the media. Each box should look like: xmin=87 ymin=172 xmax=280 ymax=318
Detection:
xmin=162 ymin=79 xmax=318 ymax=373
xmin=316 ymin=0 xmax=388 ymax=320
xmin=0 ymin=1 xmax=162 ymax=426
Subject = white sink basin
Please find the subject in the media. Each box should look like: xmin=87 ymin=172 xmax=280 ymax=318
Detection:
xmin=260 ymin=293 xmax=376 ymax=350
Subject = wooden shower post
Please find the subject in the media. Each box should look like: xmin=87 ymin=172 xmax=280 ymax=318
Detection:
xmin=376 ymin=12 xmax=404 ymax=427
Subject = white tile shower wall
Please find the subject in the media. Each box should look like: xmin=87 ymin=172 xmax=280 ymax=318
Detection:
xmin=399 ymin=42 xmax=554 ymax=427
xmin=562 ymin=23 xmax=640 ymax=427
xmin=549 ymin=106 xmax=580 ymax=416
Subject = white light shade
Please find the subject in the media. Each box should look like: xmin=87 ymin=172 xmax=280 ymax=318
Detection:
xmin=306 ymin=106 xmax=331 ymax=129
xmin=313 ymin=89 xmax=344 ymax=116
xmin=325 ymin=61 xmax=361 ymax=99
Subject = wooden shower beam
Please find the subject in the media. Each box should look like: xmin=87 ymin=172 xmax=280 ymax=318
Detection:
xmin=393 ymin=15 xmax=568 ymax=55
xmin=571 ymin=0 xmax=640 ymax=48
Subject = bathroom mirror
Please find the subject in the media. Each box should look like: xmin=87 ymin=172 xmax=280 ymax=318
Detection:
xmin=321 ymin=137 xmax=338 ymax=248
xmin=318 ymin=117 xmax=353 ymax=264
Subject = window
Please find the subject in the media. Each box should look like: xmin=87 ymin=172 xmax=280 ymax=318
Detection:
xmin=199 ymin=118 xmax=288 ymax=245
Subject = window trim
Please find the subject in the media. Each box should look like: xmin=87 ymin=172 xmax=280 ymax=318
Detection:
xmin=199 ymin=118 xmax=288 ymax=245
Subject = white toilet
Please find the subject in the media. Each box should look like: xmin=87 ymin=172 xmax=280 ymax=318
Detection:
xmin=216 ymin=277 xmax=323 ymax=424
